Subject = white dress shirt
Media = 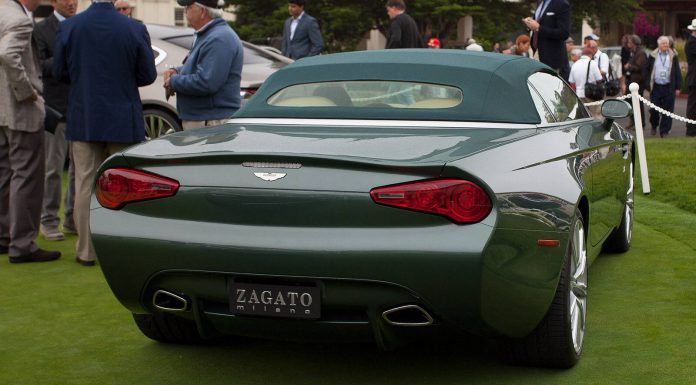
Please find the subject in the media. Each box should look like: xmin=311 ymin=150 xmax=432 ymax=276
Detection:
xmin=569 ymin=55 xmax=603 ymax=98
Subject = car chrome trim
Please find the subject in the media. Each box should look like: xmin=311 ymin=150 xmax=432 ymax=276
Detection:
xmin=152 ymin=289 xmax=189 ymax=312
xmin=229 ymin=118 xmax=537 ymax=129
xmin=382 ymin=304 xmax=434 ymax=327
xmin=152 ymin=45 xmax=167 ymax=67
xmin=535 ymin=117 xmax=595 ymax=129
xmin=243 ymin=162 xmax=302 ymax=169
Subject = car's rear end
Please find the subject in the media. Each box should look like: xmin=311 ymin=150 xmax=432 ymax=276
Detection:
xmin=91 ymin=121 xmax=549 ymax=347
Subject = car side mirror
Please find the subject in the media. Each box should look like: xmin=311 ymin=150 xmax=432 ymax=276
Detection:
xmin=601 ymin=99 xmax=631 ymax=119
xmin=600 ymin=99 xmax=632 ymax=130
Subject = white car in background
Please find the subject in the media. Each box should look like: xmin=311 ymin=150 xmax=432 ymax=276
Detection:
xmin=141 ymin=24 xmax=292 ymax=138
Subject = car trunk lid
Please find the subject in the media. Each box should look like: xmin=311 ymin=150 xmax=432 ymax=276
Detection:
xmin=123 ymin=120 xmax=536 ymax=192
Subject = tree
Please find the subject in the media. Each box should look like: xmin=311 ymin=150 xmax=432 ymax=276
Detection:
xmin=228 ymin=0 xmax=642 ymax=52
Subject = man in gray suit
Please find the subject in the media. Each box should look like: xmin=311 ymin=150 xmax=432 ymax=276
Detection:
xmin=281 ymin=0 xmax=324 ymax=60
xmin=33 ymin=0 xmax=78 ymax=241
xmin=0 ymin=0 xmax=61 ymax=263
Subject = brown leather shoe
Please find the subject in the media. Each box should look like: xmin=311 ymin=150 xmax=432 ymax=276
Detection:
xmin=75 ymin=257 xmax=96 ymax=267
xmin=9 ymin=248 xmax=61 ymax=263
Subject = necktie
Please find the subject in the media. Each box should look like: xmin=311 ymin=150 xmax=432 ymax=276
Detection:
xmin=532 ymin=0 xmax=544 ymax=51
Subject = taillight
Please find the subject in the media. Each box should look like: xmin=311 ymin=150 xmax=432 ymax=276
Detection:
xmin=370 ymin=179 xmax=492 ymax=223
xmin=95 ymin=168 xmax=179 ymax=210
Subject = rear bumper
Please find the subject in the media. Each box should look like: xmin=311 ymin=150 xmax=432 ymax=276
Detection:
xmin=91 ymin=204 xmax=566 ymax=343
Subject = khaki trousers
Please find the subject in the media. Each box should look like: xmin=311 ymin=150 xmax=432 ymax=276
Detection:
xmin=42 ymin=122 xmax=76 ymax=229
xmin=71 ymin=141 xmax=132 ymax=262
xmin=182 ymin=119 xmax=230 ymax=131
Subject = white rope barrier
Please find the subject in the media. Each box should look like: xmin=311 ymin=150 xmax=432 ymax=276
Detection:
xmin=636 ymin=94 xmax=696 ymax=125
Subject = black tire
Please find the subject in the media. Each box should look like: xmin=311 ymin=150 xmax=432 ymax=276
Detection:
xmin=132 ymin=313 xmax=203 ymax=344
xmin=143 ymin=108 xmax=182 ymax=140
xmin=503 ymin=210 xmax=587 ymax=368
xmin=604 ymin=162 xmax=634 ymax=253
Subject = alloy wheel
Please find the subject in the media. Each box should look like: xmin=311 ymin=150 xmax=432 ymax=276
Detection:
xmin=624 ymin=163 xmax=634 ymax=244
xmin=144 ymin=113 xmax=177 ymax=140
xmin=569 ymin=218 xmax=587 ymax=355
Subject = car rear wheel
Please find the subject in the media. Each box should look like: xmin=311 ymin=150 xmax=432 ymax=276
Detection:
xmin=604 ymin=162 xmax=634 ymax=253
xmin=504 ymin=210 xmax=587 ymax=368
xmin=143 ymin=108 xmax=181 ymax=140
xmin=132 ymin=313 xmax=203 ymax=344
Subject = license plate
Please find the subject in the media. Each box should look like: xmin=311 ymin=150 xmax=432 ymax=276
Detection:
xmin=229 ymin=282 xmax=320 ymax=319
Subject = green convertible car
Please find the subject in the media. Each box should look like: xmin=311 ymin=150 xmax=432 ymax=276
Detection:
xmin=91 ymin=50 xmax=634 ymax=368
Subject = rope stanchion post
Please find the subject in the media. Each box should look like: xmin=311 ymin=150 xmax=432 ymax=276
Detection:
xmin=629 ymin=82 xmax=650 ymax=194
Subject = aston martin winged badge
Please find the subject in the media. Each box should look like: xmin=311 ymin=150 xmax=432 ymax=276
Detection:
xmin=254 ymin=172 xmax=286 ymax=181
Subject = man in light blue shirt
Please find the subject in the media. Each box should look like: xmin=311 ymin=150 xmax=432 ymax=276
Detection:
xmin=645 ymin=35 xmax=682 ymax=137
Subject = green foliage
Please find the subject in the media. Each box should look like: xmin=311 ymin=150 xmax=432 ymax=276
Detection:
xmin=228 ymin=0 xmax=641 ymax=53
xmin=318 ymin=6 xmax=375 ymax=52
xmin=229 ymin=1 xmax=287 ymax=45
xmin=228 ymin=0 xmax=387 ymax=52
xmin=568 ymin=0 xmax=642 ymax=28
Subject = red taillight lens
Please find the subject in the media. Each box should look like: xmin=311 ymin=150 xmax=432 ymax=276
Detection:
xmin=95 ymin=168 xmax=179 ymax=210
xmin=370 ymin=179 xmax=492 ymax=223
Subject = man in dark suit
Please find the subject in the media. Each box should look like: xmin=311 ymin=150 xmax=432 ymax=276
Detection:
xmin=281 ymin=0 xmax=324 ymax=60
xmin=686 ymin=19 xmax=696 ymax=137
xmin=53 ymin=0 xmax=156 ymax=266
xmin=385 ymin=0 xmax=424 ymax=49
xmin=1 ymin=0 xmax=62 ymax=263
xmin=523 ymin=0 xmax=571 ymax=80
xmin=33 ymin=0 xmax=77 ymax=242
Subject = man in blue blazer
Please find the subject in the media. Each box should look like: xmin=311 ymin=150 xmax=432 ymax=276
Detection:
xmin=53 ymin=0 xmax=156 ymax=266
xmin=523 ymin=0 xmax=571 ymax=80
xmin=281 ymin=0 xmax=324 ymax=60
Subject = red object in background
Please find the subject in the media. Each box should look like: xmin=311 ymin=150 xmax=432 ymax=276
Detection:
xmin=428 ymin=38 xmax=441 ymax=49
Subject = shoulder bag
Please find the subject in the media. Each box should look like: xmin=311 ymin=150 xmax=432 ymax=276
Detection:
xmin=602 ymin=55 xmax=620 ymax=97
xmin=584 ymin=59 xmax=605 ymax=101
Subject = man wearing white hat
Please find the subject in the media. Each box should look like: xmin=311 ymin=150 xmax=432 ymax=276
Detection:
xmin=686 ymin=19 xmax=696 ymax=136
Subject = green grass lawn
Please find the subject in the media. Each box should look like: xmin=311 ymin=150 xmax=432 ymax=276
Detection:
xmin=1 ymin=138 xmax=694 ymax=384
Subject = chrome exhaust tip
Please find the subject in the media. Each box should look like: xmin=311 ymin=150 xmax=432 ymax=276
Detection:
xmin=152 ymin=290 xmax=189 ymax=312
xmin=382 ymin=304 xmax=434 ymax=326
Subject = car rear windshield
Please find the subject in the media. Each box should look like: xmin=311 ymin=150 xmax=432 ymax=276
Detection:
xmin=267 ymin=81 xmax=463 ymax=109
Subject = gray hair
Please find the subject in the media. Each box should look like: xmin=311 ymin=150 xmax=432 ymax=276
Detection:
xmin=657 ymin=35 xmax=669 ymax=45
xmin=195 ymin=2 xmax=223 ymax=18
xmin=629 ymin=35 xmax=641 ymax=46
